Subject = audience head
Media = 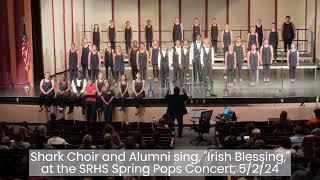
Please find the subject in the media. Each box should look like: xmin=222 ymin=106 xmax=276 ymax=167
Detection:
xmin=252 ymin=128 xmax=261 ymax=136
xmin=81 ymin=134 xmax=93 ymax=149
xmin=173 ymin=86 xmax=180 ymax=95
xmin=280 ymin=111 xmax=288 ymax=121
xmin=103 ymin=133 xmax=113 ymax=145
xmin=293 ymin=125 xmax=304 ymax=135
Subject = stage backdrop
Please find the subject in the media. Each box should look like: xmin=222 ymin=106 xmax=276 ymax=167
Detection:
xmin=40 ymin=0 xmax=319 ymax=75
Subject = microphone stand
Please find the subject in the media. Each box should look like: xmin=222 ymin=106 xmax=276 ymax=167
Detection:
xmin=279 ymin=49 xmax=285 ymax=93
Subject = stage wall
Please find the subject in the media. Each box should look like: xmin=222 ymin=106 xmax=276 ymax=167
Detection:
xmin=40 ymin=0 xmax=319 ymax=75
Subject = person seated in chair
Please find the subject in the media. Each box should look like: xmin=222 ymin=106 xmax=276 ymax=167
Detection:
xmin=70 ymin=72 xmax=87 ymax=114
xmin=165 ymin=86 xmax=188 ymax=137
xmin=272 ymin=111 xmax=293 ymax=133
xmin=306 ymin=109 xmax=320 ymax=130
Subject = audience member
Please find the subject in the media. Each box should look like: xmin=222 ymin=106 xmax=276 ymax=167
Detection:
xmin=290 ymin=125 xmax=305 ymax=147
xmin=47 ymin=130 xmax=68 ymax=146
xmin=98 ymin=133 xmax=118 ymax=149
xmin=79 ymin=134 xmax=96 ymax=149
xmin=306 ymin=109 xmax=320 ymax=129
xmin=272 ymin=111 xmax=293 ymax=133
xmin=10 ymin=132 xmax=31 ymax=150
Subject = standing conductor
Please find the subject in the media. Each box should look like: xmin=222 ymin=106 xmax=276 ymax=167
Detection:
xmin=165 ymin=87 xmax=189 ymax=137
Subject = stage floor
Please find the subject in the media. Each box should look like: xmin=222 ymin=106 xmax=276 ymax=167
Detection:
xmin=0 ymin=68 xmax=320 ymax=104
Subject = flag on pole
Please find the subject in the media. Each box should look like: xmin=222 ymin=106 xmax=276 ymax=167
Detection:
xmin=22 ymin=35 xmax=30 ymax=72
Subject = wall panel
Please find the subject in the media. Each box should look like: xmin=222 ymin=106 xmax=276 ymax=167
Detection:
xmin=229 ymin=0 xmax=248 ymax=39
xmin=65 ymin=0 xmax=72 ymax=55
xmin=316 ymin=0 xmax=320 ymax=62
xmin=182 ymin=0 xmax=205 ymax=41
xmin=40 ymin=0 xmax=55 ymax=75
xmin=251 ymin=0 xmax=275 ymax=27
xmin=73 ymin=0 xmax=84 ymax=50
xmin=114 ymin=0 xmax=138 ymax=49
xmin=161 ymin=0 xmax=179 ymax=45
xmin=53 ymin=0 xmax=65 ymax=73
xmin=141 ymin=0 xmax=159 ymax=42
xmin=208 ymin=0 xmax=227 ymax=28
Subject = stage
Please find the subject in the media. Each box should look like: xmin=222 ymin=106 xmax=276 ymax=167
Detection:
xmin=0 ymin=64 xmax=319 ymax=105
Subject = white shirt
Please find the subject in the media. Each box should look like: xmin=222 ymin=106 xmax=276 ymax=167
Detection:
xmin=173 ymin=46 xmax=182 ymax=65
xmin=158 ymin=48 xmax=173 ymax=69
xmin=47 ymin=137 xmax=68 ymax=145
xmin=196 ymin=40 xmax=202 ymax=49
xmin=200 ymin=46 xmax=215 ymax=65
xmin=71 ymin=78 xmax=87 ymax=93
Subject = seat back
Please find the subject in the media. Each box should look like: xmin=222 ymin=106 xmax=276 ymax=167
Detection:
xmin=199 ymin=110 xmax=213 ymax=133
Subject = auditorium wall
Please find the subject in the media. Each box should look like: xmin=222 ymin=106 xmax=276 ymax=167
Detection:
xmin=316 ymin=0 xmax=320 ymax=63
xmin=40 ymin=0 xmax=319 ymax=74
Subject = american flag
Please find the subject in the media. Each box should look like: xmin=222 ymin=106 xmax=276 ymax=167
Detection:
xmin=22 ymin=35 xmax=30 ymax=71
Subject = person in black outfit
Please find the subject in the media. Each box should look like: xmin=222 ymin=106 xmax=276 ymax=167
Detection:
xmin=129 ymin=41 xmax=139 ymax=80
xmin=55 ymin=74 xmax=71 ymax=113
xmin=165 ymin=87 xmax=188 ymax=137
xmin=108 ymin=20 xmax=116 ymax=50
xmin=145 ymin=20 xmax=153 ymax=50
xmin=104 ymin=42 xmax=115 ymax=81
xmin=132 ymin=72 xmax=146 ymax=116
xmin=118 ymin=74 xmax=129 ymax=111
xmin=88 ymin=44 xmax=100 ymax=82
xmin=210 ymin=17 xmax=219 ymax=52
xmin=124 ymin=20 xmax=132 ymax=54
xmin=272 ymin=111 xmax=293 ymax=133
xmin=113 ymin=46 xmax=125 ymax=84
xmin=172 ymin=17 xmax=183 ymax=46
xmin=281 ymin=16 xmax=296 ymax=51
xmin=192 ymin=18 xmax=201 ymax=42
xmin=92 ymin=24 xmax=100 ymax=51
xmin=101 ymin=82 xmax=115 ymax=123
xmin=80 ymin=38 xmax=90 ymax=79
xmin=268 ymin=23 xmax=279 ymax=62
xmin=39 ymin=72 xmax=55 ymax=112
xmin=255 ymin=19 xmax=263 ymax=47
xmin=67 ymin=43 xmax=79 ymax=80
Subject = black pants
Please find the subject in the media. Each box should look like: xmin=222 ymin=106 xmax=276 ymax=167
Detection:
xmin=152 ymin=64 xmax=159 ymax=79
xmin=56 ymin=91 xmax=70 ymax=108
xmin=193 ymin=61 xmax=202 ymax=82
xmin=69 ymin=93 xmax=85 ymax=112
xmin=284 ymin=39 xmax=293 ymax=51
xmin=235 ymin=63 xmax=242 ymax=80
xmin=119 ymin=93 xmax=128 ymax=109
xmin=90 ymin=69 xmax=99 ymax=82
xmin=146 ymin=41 xmax=152 ymax=50
xmin=203 ymin=65 xmax=213 ymax=85
xmin=173 ymin=115 xmax=184 ymax=137
xmin=289 ymin=66 xmax=297 ymax=79
xmin=39 ymin=91 xmax=55 ymax=108
xmin=173 ymin=65 xmax=179 ymax=83
xmin=103 ymin=105 xmax=113 ymax=123
xmin=139 ymin=66 xmax=147 ymax=80
xmin=133 ymin=92 xmax=145 ymax=108
xmin=125 ymin=42 xmax=131 ymax=54
xmin=226 ymin=69 xmax=234 ymax=84
xmin=114 ymin=70 xmax=124 ymax=83
xmin=85 ymin=101 xmax=97 ymax=123
xmin=130 ymin=64 xmax=138 ymax=80
xmin=160 ymin=67 xmax=169 ymax=87
xmin=263 ymin=64 xmax=271 ymax=79
xmin=110 ymin=41 xmax=116 ymax=50
xmin=211 ymin=40 xmax=218 ymax=52
xmin=105 ymin=65 xmax=115 ymax=80
xmin=81 ymin=64 xmax=89 ymax=79
xmin=69 ymin=69 xmax=78 ymax=81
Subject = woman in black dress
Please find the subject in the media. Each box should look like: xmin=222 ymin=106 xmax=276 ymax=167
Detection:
xmin=92 ymin=24 xmax=100 ymax=51
xmin=137 ymin=42 xmax=149 ymax=80
xmin=88 ymin=44 xmax=100 ymax=82
xmin=268 ymin=23 xmax=278 ymax=62
xmin=124 ymin=20 xmax=132 ymax=54
xmin=39 ymin=72 xmax=55 ymax=112
xmin=132 ymin=72 xmax=145 ymax=115
xmin=108 ymin=20 xmax=116 ymax=50
xmin=118 ymin=74 xmax=129 ymax=111
xmin=67 ymin=43 xmax=79 ymax=81
xmin=172 ymin=17 xmax=183 ymax=46
xmin=129 ymin=41 xmax=139 ymax=80
xmin=56 ymin=74 xmax=70 ymax=113
xmin=247 ymin=26 xmax=259 ymax=51
xmin=145 ymin=20 xmax=153 ymax=50
xmin=192 ymin=18 xmax=201 ymax=42
xmin=101 ymin=82 xmax=115 ymax=123
xmin=104 ymin=42 xmax=115 ymax=81
xmin=80 ymin=38 xmax=90 ymax=78
xmin=113 ymin=46 xmax=125 ymax=85
xmin=255 ymin=19 xmax=263 ymax=47
xmin=96 ymin=72 xmax=106 ymax=120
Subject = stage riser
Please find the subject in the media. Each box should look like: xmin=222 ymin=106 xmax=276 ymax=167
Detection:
xmin=0 ymin=103 xmax=316 ymax=124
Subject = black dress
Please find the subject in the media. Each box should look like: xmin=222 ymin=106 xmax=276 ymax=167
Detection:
xmin=93 ymin=31 xmax=100 ymax=51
